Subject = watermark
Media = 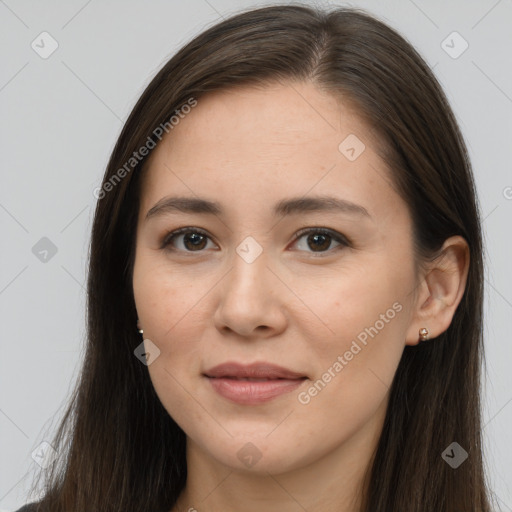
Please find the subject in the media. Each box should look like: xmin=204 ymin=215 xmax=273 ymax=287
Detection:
xmin=503 ymin=186 xmax=512 ymax=200
xmin=31 ymin=31 xmax=59 ymax=59
xmin=298 ymin=301 xmax=403 ymax=405
xmin=237 ymin=442 xmax=263 ymax=468
xmin=32 ymin=236 xmax=58 ymax=263
xmin=134 ymin=338 xmax=161 ymax=366
xmin=441 ymin=441 xmax=468 ymax=469
xmin=93 ymin=97 xmax=198 ymax=200
xmin=338 ymin=133 xmax=365 ymax=161
xmin=441 ymin=31 xmax=469 ymax=59
xmin=32 ymin=441 xmax=58 ymax=468
xmin=236 ymin=236 xmax=263 ymax=263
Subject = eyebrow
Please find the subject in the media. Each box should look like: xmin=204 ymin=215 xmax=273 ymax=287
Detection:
xmin=145 ymin=195 xmax=371 ymax=221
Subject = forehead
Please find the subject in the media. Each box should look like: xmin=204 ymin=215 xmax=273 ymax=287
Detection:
xmin=139 ymin=81 xmax=402 ymax=222
xmin=156 ymin=81 xmax=373 ymax=157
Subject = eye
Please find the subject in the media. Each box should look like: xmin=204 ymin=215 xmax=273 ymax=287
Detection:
xmin=161 ymin=226 xmax=350 ymax=255
xmin=161 ymin=227 xmax=217 ymax=252
xmin=290 ymin=227 xmax=350 ymax=255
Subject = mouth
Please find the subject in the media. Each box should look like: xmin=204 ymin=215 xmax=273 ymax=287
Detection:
xmin=203 ymin=362 xmax=308 ymax=404
xmin=204 ymin=361 xmax=307 ymax=380
xmin=213 ymin=377 xmax=297 ymax=381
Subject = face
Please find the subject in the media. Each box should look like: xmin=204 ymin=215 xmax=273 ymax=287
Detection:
xmin=132 ymin=81 xmax=420 ymax=475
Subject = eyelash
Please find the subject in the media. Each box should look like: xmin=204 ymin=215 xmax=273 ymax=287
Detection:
xmin=160 ymin=226 xmax=350 ymax=256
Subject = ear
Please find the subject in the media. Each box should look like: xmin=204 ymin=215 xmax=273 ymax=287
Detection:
xmin=405 ymin=235 xmax=470 ymax=346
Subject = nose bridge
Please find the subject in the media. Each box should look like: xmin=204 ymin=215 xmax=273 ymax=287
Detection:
xmin=214 ymin=234 xmax=285 ymax=336
xmin=228 ymin=234 xmax=271 ymax=299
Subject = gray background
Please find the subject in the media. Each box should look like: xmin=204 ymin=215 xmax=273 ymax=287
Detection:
xmin=1 ymin=0 xmax=511 ymax=509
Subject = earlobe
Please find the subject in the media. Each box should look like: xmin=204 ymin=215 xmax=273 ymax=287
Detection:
xmin=405 ymin=236 xmax=470 ymax=346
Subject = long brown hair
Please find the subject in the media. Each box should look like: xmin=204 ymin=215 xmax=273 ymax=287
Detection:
xmin=31 ymin=4 xmax=493 ymax=511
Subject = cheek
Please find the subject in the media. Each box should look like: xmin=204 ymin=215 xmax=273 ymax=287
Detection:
xmin=133 ymin=268 xmax=205 ymax=431
xmin=291 ymin=289 xmax=406 ymax=455
xmin=296 ymin=261 xmax=411 ymax=408
xmin=133 ymin=253 xmax=203 ymax=342
xmin=133 ymin=257 xmax=207 ymax=362
xmin=298 ymin=262 xmax=407 ymax=349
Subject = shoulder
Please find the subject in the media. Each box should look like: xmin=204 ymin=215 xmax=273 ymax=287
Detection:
xmin=13 ymin=503 xmax=40 ymax=512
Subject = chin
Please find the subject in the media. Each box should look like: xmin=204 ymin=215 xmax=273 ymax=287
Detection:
xmin=195 ymin=433 xmax=318 ymax=476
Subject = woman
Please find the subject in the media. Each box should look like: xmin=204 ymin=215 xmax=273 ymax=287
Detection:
xmin=19 ymin=4 xmax=493 ymax=511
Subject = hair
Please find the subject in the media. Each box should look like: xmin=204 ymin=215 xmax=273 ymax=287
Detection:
xmin=30 ymin=4 xmax=493 ymax=511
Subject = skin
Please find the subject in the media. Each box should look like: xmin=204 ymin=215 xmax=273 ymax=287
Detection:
xmin=132 ymin=80 xmax=469 ymax=512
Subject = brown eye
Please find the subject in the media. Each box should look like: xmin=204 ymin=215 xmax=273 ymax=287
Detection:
xmin=162 ymin=228 xmax=214 ymax=252
xmin=292 ymin=228 xmax=349 ymax=255
xmin=160 ymin=226 xmax=349 ymax=256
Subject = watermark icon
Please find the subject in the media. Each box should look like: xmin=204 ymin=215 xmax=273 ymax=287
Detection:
xmin=93 ymin=97 xmax=198 ymax=200
xmin=503 ymin=186 xmax=512 ymax=200
xmin=298 ymin=301 xmax=403 ymax=405
xmin=338 ymin=134 xmax=365 ymax=161
xmin=134 ymin=338 xmax=161 ymax=366
xmin=236 ymin=236 xmax=263 ymax=263
xmin=31 ymin=31 xmax=59 ymax=59
xmin=441 ymin=441 xmax=468 ymax=469
xmin=441 ymin=31 xmax=469 ymax=59
xmin=31 ymin=441 xmax=58 ymax=468
xmin=32 ymin=237 xmax=58 ymax=263
xmin=237 ymin=442 xmax=262 ymax=468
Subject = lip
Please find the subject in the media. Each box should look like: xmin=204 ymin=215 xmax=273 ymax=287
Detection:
xmin=203 ymin=361 xmax=308 ymax=405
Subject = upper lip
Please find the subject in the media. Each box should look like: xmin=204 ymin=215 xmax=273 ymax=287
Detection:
xmin=204 ymin=362 xmax=307 ymax=380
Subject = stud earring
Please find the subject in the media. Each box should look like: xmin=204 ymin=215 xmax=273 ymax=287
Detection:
xmin=419 ymin=327 xmax=429 ymax=342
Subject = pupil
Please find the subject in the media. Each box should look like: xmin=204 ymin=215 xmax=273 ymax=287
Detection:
xmin=185 ymin=232 xmax=206 ymax=250
xmin=308 ymin=233 xmax=330 ymax=251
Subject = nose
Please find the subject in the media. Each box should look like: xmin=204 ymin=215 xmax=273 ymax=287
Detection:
xmin=213 ymin=246 xmax=288 ymax=339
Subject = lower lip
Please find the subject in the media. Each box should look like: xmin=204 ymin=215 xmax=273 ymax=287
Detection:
xmin=206 ymin=376 xmax=306 ymax=404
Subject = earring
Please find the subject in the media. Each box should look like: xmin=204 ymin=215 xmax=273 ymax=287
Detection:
xmin=419 ymin=327 xmax=429 ymax=342
xmin=138 ymin=328 xmax=144 ymax=335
